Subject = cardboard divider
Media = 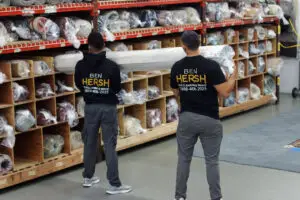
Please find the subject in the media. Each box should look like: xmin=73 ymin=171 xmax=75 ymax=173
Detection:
xmin=14 ymin=128 xmax=43 ymax=170
xmin=163 ymin=74 xmax=171 ymax=92
xmin=43 ymin=123 xmax=71 ymax=157
xmin=0 ymin=82 xmax=13 ymax=107
xmin=56 ymin=94 xmax=76 ymax=106
xmin=0 ymin=62 xmax=12 ymax=81
xmin=125 ymin=104 xmax=146 ymax=129
xmin=133 ymin=78 xmax=148 ymax=92
xmin=231 ymin=44 xmax=239 ymax=59
xmin=237 ymin=78 xmax=251 ymax=103
xmin=146 ymin=98 xmax=166 ymax=125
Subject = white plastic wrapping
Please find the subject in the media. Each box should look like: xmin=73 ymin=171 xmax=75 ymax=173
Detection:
xmin=119 ymin=11 xmax=144 ymax=29
xmin=267 ymin=29 xmax=276 ymax=38
xmin=148 ymin=85 xmax=160 ymax=100
xmin=0 ymin=116 xmax=15 ymax=149
xmin=43 ymin=134 xmax=64 ymax=159
xmin=33 ymin=61 xmax=52 ymax=76
xmin=0 ymin=22 xmax=10 ymax=47
xmin=15 ymin=109 xmax=36 ymax=132
xmin=57 ymin=102 xmax=79 ymax=128
xmin=248 ymin=28 xmax=255 ymax=41
xmin=0 ymin=72 xmax=7 ymax=84
xmin=146 ymin=109 xmax=162 ymax=128
xmin=73 ymin=18 xmax=92 ymax=38
xmin=171 ymin=10 xmax=188 ymax=26
xmin=108 ymin=42 xmax=129 ymax=51
xmin=0 ymin=154 xmax=13 ymax=175
xmin=70 ymin=131 xmax=83 ymax=150
xmin=56 ymin=80 xmax=74 ymax=93
xmin=76 ymin=96 xmax=85 ymax=117
xmin=54 ymin=51 xmax=84 ymax=74
xmin=140 ymin=10 xmax=157 ymax=28
xmin=117 ymin=89 xmax=147 ymax=105
xmin=206 ymin=2 xmax=231 ymax=22
xmin=31 ymin=17 xmax=60 ymax=41
xmin=58 ymin=17 xmax=80 ymax=49
xmin=255 ymin=26 xmax=266 ymax=40
xmin=36 ymin=83 xmax=54 ymax=98
xmin=250 ymin=83 xmax=261 ymax=100
xmin=238 ymin=87 xmax=250 ymax=104
xmin=207 ymin=32 xmax=224 ymax=45
xmin=13 ymin=82 xmax=29 ymax=102
xmin=258 ymin=57 xmax=266 ymax=73
xmin=249 ymin=44 xmax=261 ymax=55
xmin=266 ymin=40 xmax=273 ymax=52
xmin=224 ymin=92 xmax=235 ymax=107
xmin=238 ymin=61 xmax=245 ymax=78
xmin=167 ymin=98 xmax=179 ymax=123
xmin=266 ymin=4 xmax=288 ymax=25
xmin=248 ymin=60 xmax=256 ymax=75
xmin=121 ymin=72 xmax=129 ymax=82
xmin=264 ymin=75 xmax=276 ymax=96
xmin=239 ymin=46 xmax=249 ymax=58
xmin=184 ymin=7 xmax=201 ymax=24
xmin=37 ymin=109 xmax=57 ymax=126
xmin=11 ymin=0 xmax=34 ymax=6
xmin=11 ymin=60 xmax=30 ymax=78
xmin=157 ymin=10 xmax=173 ymax=27
xmin=226 ymin=29 xmax=235 ymax=43
xmin=0 ymin=0 xmax=10 ymax=7
xmin=124 ymin=115 xmax=146 ymax=136
xmin=267 ymin=57 xmax=283 ymax=76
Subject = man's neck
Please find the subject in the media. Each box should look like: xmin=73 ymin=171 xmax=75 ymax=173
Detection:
xmin=186 ymin=50 xmax=200 ymax=57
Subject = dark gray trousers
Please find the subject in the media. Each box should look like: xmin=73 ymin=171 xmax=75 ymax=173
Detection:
xmin=82 ymin=104 xmax=121 ymax=187
xmin=175 ymin=112 xmax=223 ymax=200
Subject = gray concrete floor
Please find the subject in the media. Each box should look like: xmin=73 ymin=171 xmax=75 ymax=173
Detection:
xmin=1 ymin=95 xmax=300 ymax=200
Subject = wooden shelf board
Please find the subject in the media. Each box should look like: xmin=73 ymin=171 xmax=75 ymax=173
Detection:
xmin=36 ymin=96 xmax=55 ymax=102
xmin=0 ymin=104 xmax=13 ymax=109
xmin=12 ymin=77 xmax=33 ymax=81
xmin=43 ymin=153 xmax=69 ymax=163
xmin=116 ymin=122 xmax=178 ymax=151
xmin=13 ymin=158 xmax=39 ymax=172
xmin=147 ymin=95 xmax=165 ymax=102
xmin=56 ymin=91 xmax=76 ymax=97
xmin=14 ymin=100 xmax=35 ymax=106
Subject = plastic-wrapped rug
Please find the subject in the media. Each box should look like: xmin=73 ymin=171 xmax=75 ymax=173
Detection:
xmin=250 ymin=83 xmax=261 ymax=100
xmin=11 ymin=0 xmax=35 ymax=6
xmin=73 ymin=18 xmax=92 ymax=38
xmin=13 ymin=82 xmax=29 ymax=102
xmin=15 ymin=109 xmax=36 ymax=132
xmin=0 ymin=0 xmax=10 ymax=7
xmin=0 ymin=154 xmax=13 ymax=175
xmin=37 ymin=109 xmax=57 ymax=126
xmin=124 ymin=115 xmax=146 ymax=136
xmin=140 ymin=10 xmax=157 ymax=28
xmin=57 ymin=102 xmax=79 ymax=128
xmin=70 ymin=131 xmax=83 ymax=150
xmin=31 ymin=17 xmax=60 ymax=41
xmin=43 ymin=134 xmax=64 ymax=159
xmin=58 ymin=17 xmax=80 ymax=49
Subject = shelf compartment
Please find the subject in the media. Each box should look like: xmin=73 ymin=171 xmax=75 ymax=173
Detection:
xmin=251 ymin=74 xmax=264 ymax=97
xmin=0 ymin=62 xmax=12 ymax=82
xmin=133 ymin=78 xmax=147 ymax=92
xmin=13 ymin=79 xmax=35 ymax=104
xmin=0 ymin=107 xmax=14 ymax=139
xmin=146 ymin=98 xmax=166 ymax=126
xmin=43 ymin=123 xmax=71 ymax=159
xmin=55 ymin=73 xmax=75 ymax=95
xmin=14 ymin=129 xmax=43 ymax=171
xmin=36 ymin=98 xmax=57 ymax=127
xmin=35 ymin=75 xmax=55 ymax=100
xmin=148 ymin=75 xmax=163 ymax=100
xmin=14 ymin=102 xmax=37 ymax=132
xmin=125 ymin=104 xmax=146 ymax=129
xmin=0 ymin=82 xmax=13 ymax=107
xmin=163 ymin=74 xmax=171 ymax=92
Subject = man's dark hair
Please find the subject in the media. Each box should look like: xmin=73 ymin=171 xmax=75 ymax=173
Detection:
xmin=181 ymin=31 xmax=200 ymax=51
xmin=88 ymin=32 xmax=105 ymax=50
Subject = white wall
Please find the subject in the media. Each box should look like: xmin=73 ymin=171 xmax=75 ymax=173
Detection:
xmin=280 ymin=56 xmax=299 ymax=93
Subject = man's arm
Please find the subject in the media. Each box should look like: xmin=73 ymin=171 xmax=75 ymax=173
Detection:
xmin=214 ymin=66 xmax=237 ymax=98
xmin=74 ymin=64 xmax=83 ymax=92
xmin=111 ymin=65 xmax=121 ymax=94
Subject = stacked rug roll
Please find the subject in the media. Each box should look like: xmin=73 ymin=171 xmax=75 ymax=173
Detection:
xmin=0 ymin=154 xmax=13 ymax=175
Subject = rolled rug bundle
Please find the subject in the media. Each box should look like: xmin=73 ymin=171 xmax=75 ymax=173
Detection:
xmin=0 ymin=154 xmax=13 ymax=175
xmin=57 ymin=17 xmax=80 ymax=49
xmin=15 ymin=109 xmax=36 ymax=132
xmin=171 ymin=10 xmax=188 ymax=26
xmin=140 ymin=10 xmax=157 ymax=28
xmin=43 ymin=134 xmax=64 ymax=159
xmin=73 ymin=18 xmax=92 ymax=38
xmin=157 ymin=10 xmax=173 ymax=27
xmin=70 ymin=131 xmax=83 ymax=150
xmin=31 ymin=17 xmax=60 ymax=41
xmin=34 ymin=0 xmax=46 ymax=5
xmin=11 ymin=0 xmax=35 ymax=6
xmin=0 ymin=0 xmax=10 ymax=7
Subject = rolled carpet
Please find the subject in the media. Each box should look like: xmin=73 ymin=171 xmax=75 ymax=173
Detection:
xmin=0 ymin=154 xmax=13 ymax=174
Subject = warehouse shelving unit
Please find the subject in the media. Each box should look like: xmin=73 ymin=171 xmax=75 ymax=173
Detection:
xmin=0 ymin=0 xmax=280 ymax=189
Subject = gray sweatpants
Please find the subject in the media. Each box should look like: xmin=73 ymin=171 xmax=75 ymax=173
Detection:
xmin=82 ymin=104 xmax=121 ymax=187
xmin=175 ymin=112 xmax=223 ymax=200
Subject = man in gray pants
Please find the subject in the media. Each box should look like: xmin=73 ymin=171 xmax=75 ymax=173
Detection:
xmin=171 ymin=31 xmax=237 ymax=200
xmin=75 ymin=32 xmax=131 ymax=195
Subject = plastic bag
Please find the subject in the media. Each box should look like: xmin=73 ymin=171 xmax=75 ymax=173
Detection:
xmin=147 ymin=40 xmax=161 ymax=49
xmin=34 ymin=61 xmax=52 ymax=76
xmin=258 ymin=42 xmax=266 ymax=54
xmin=237 ymin=87 xmax=250 ymax=104
xmin=11 ymin=60 xmax=30 ymax=78
xmin=258 ymin=57 xmax=266 ymax=73
xmin=43 ymin=134 xmax=64 ymax=159
xmin=11 ymin=0 xmax=35 ymax=6
xmin=37 ymin=109 xmax=57 ymax=126
xmin=148 ymin=85 xmax=160 ymax=100
xmin=224 ymin=92 xmax=235 ymax=107
xmin=73 ymin=18 xmax=92 ymax=38
xmin=121 ymin=72 xmax=129 ymax=82
xmin=70 ymin=131 xmax=83 ymax=150
xmin=0 ymin=116 xmax=15 ymax=148
xmin=58 ymin=17 xmax=80 ymax=49
xmin=0 ymin=72 xmax=7 ymax=84
xmin=266 ymin=4 xmax=288 ymax=25
xmin=0 ymin=0 xmax=10 ymax=7
xmin=124 ymin=115 xmax=146 ymax=136
xmin=248 ymin=60 xmax=256 ymax=75
xmin=267 ymin=57 xmax=283 ymax=76
xmin=108 ymin=42 xmax=129 ymax=51
xmin=226 ymin=29 xmax=235 ymax=44
xmin=54 ymin=51 xmax=83 ymax=74
xmin=248 ymin=28 xmax=254 ymax=41
xmin=31 ymin=17 xmax=60 ymax=41
xmin=117 ymin=89 xmax=147 ymax=105
xmin=238 ymin=61 xmax=245 ymax=78
xmin=146 ymin=109 xmax=162 ymax=128
xmin=267 ymin=29 xmax=276 ymax=38
xmin=157 ymin=10 xmax=173 ymax=27
xmin=76 ymin=96 xmax=85 ymax=117
xmin=184 ymin=7 xmax=201 ymax=24
xmin=140 ymin=10 xmax=157 ymax=28
xmin=207 ymin=32 xmax=224 ymax=45
xmin=206 ymin=3 xmax=230 ymax=22
xmin=249 ymin=44 xmax=261 ymax=55
xmin=266 ymin=40 xmax=273 ymax=52
xmin=13 ymin=82 xmax=29 ymax=102
xmin=57 ymin=102 xmax=79 ymax=128
xmin=56 ymin=80 xmax=74 ymax=93
xmin=264 ymin=75 xmax=276 ymax=95
xmin=255 ymin=26 xmax=266 ymax=40
xmin=167 ymin=98 xmax=179 ymax=123
xmin=15 ymin=109 xmax=36 ymax=132
xmin=171 ymin=10 xmax=188 ymax=26
xmin=0 ymin=154 xmax=13 ymax=175
xmin=119 ymin=11 xmax=143 ymax=29
xmin=239 ymin=46 xmax=249 ymax=58
xmin=0 ymin=22 xmax=10 ymax=47
xmin=36 ymin=83 xmax=55 ymax=98
xmin=250 ymin=83 xmax=261 ymax=100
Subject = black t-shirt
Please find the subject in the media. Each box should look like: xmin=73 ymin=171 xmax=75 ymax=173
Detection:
xmin=170 ymin=55 xmax=226 ymax=119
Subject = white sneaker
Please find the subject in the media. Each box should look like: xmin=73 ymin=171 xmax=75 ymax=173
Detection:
xmin=106 ymin=185 xmax=132 ymax=195
xmin=82 ymin=176 xmax=100 ymax=187
xmin=174 ymin=198 xmax=186 ymax=200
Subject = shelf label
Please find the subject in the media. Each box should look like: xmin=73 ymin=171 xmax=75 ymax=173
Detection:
xmin=152 ymin=32 xmax=158 ymax=36
xmin=39 ymin=45 xmax=46 ymax=50
xmin=0 ymin=179 xmax=7 ymax=186
xmin=60 ymin=43 xmax=66 ymax=47
xmin=120 ymin=36 xmax=127 ymax=40
xmin=22 ymin=8 xmax=35 ymax=16
xmin=44 ymin=5 xmax=57 ymax=14
xmin=136 ymin=34 xmax=142 ymax=38
xmin=28 ymin=170 xmax=36 ymax=176
xmin=14 ymin=48 xmax=21 ymax=53
xmin=55 ymin=162 xmax=63 ymax=167
xmin=165 ymin=30 xmax=171 ymax=34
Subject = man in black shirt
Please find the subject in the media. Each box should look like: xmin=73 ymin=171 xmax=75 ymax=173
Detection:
xmin=75 ymin=32 xmax=131 ymax=195
xmin=171 ymin=31 xmax=237 ymax=200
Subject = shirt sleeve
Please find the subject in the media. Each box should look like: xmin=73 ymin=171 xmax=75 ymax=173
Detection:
xmin=111 ymin=64 xmax=121 ymax=94
xmin=74 ymin=64 xmax=83 ymax=92
xmin=209 ymin=62 xmax=226 ymax=86
xmin=170 ymin=64 xmax=179 ymax=89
